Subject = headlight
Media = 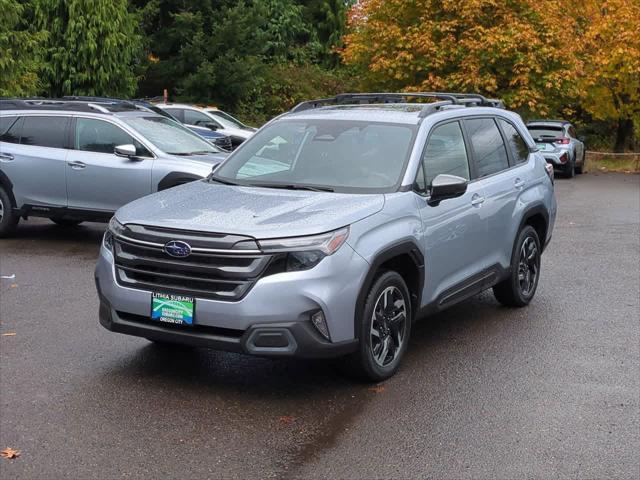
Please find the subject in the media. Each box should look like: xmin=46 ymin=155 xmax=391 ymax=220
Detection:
xmin=103 ymin=217 xmax=125 ymax=250
xmin=258 ymin=227 xmax=349 ymax=272
xmin=258 ymin=227 xmax=349 ymax=255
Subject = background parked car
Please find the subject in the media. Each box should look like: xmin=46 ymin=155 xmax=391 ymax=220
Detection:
xmin=155 ymin=103 xmax=255 ymax=149
xmin=527 ymin=120 xmax=585 ymax=177
xmin=0 ymin=98 xmax=227 ymax=236
xmin=62 ymin=97 xmax=234 ymax=151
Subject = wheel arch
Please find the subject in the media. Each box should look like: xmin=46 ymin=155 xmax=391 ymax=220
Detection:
xmin=0 ymin=170 xmax=17 ymax=207
xmin=518 ymin=204 xmax=549 ymax=252
xmin=354 ymin=241 xmax=425 ymax=340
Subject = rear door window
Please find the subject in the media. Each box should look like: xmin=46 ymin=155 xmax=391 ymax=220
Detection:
xmin=465 ymin=118 xmax=510 ymax=177
xmin=20 ymin=116 xmax=69 ymax=148
xmin=498 ymin=119 xmax=529 ymax=164
xmin=0 ymin=115 xmax=18 ymax=135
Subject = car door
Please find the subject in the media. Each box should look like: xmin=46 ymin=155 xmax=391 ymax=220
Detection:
xmin=466 ymin=117 xmax=526 ymax=272
xmin=415 ymin=120 xmax=490 ymax=307
xmin=0 ymin=115 xmax=70 ymax=208
xmin=65 ymin=116 xmax=153 ymax=212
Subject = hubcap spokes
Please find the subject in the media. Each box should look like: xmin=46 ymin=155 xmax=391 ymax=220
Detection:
xmin=518 ymin=237 xmax=539 ymax=296
xmin=370 ymin=286 xmax=407 ymax=367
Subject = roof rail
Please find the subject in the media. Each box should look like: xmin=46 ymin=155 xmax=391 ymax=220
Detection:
xmin=290 ymin=92 xmax=504 ymax=117
xmin=0 ymin=97 xmax=141 ymax=114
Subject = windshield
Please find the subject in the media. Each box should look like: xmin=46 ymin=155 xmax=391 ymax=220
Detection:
xmin=123 ymin=116 xmax=221 ymax=155
xmin=212 ymin=119 xmax=417 ymax=193
xmin=528 ymin=126 xmax=564 ymax=138
xmin=205 ymin=110 xmax=246 ymax=129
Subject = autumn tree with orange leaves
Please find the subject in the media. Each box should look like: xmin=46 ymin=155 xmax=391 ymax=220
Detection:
xmin=342 ymin=0 xmax=640 ymax=150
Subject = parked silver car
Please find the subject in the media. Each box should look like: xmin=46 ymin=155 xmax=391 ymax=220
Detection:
xmin=95 ymin=92 xmax=557 ymax=381
xmin=0 ymin=99 xmax=227 ymax=236
xmin=527 ymin=120 xmax=585 ymax=177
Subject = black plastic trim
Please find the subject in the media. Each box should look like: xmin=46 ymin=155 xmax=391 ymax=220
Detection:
xmin=157 ymin=172 xmax=204 ymax=191
xmin=98 ymin=297 xmax=358 ymax=359
xmin=17 ymin=204 xmax=113 ymax=222
xmin=354 ymin=241 xmax=425 ymax=340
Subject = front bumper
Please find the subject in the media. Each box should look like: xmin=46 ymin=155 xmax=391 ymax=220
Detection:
xmin=95 ymin=240 xmax=368 ymax=358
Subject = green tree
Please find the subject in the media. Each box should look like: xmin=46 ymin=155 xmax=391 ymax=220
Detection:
xmin=35 ymin=0 xmax=143 ymax=97
xmin=0 ymin=0 xmax=45 ymax=96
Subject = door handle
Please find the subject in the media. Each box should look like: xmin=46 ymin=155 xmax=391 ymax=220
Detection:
xmin=471 ymin=194 xmax=485 ymax=206
xmin=514 ymin=178 xmax=525 ymax=189
xmin=67 ymin=161 xmax=86 ymax=170
xmin=0 ymin=153 xmax=14 ymax=162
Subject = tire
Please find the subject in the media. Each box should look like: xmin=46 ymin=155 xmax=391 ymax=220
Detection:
xmin=493 ymin=225 xmax=542 ymax=307
xmin=50 ymin=218 xmax=83 ymax=227
xmin=346 ymin=270 xmax=412 ymax=382
xmin=575 ymin=151 xmax=585 ymax=174
xmin=0 ymin=186 xmax=19 ymax=237
xmin=564 ymin=157 xmax=575 ymax=178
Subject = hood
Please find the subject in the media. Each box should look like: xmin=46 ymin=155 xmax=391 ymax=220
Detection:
xmin=115 ymin=180 xmax=385 ymax=239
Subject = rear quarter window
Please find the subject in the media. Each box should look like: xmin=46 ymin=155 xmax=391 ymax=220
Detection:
xmin=499 ymin=119 xmax=529 ymax=164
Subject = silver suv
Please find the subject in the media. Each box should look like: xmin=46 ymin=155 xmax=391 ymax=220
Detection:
xmin=95 ymin=93 xmax=557 ymax=381
xmin=0 ymin=99 xmax=227 ymax=236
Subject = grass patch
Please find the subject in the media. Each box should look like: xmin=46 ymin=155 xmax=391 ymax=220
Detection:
xmin=585 ymin=152 xmax=640 ymax=173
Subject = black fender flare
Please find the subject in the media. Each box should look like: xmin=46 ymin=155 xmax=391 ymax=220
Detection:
xmin=516 ymin=203 xmax=550 ymax=251
xmin=354 ymin=240 xmax=425 ymax=340
xmin=0 ymin=169 xmax=16 ymax=207
xmin=157 ymin=172 xmax=204 ymax=191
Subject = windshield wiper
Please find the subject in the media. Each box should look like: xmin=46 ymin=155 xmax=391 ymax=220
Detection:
xmin=167 ymin=151 xmax=213 ymax=156
xmin=208 ymin=176 xmax=243 ymax=186
xmin=252 ymin=183 xmax=335 ymax=192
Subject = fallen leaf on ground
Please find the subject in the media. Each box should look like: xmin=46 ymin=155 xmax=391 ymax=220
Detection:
xmin=368 ymin=385 xmax=386 ymax=393
xmin=1 ymin=447 xmax=21 ymax=459
xmin=279 ymin=416 xmax=296 ymax=424
xmin=10 ymin=284 xmax=17 ymax=288
xmin=1 ymin=332 xmax=16 ymax=336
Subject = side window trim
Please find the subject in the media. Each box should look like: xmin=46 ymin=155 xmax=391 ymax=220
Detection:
xmin=494 ymin=117 xmax=516 ymax=167
xmin=413 ymin=118 xmax=473 ymax=195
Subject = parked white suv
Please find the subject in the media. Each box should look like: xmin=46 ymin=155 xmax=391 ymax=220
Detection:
xmin=156 ymin=104 xmax=256 ymax=149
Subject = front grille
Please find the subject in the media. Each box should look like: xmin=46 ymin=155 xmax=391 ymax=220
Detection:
xmin=112 ymin=224 xmax=272 ymax=301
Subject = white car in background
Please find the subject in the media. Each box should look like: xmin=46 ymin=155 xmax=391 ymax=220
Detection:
xmin=156 ymin=103 xmax=256 ymax=149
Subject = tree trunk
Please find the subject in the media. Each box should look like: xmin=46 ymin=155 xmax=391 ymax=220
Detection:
xmin=614 ymin=118 xmax=634 ymax=153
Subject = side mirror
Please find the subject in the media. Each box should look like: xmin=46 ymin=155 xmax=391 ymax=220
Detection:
xmin=428 ymin=174 xmax=468 ymax=206
xmin=114 ymin=144 xmax=137 ymax=158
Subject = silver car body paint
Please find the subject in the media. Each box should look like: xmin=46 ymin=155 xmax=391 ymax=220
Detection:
xmin=95 ymin=104 xmax=557 ymax=355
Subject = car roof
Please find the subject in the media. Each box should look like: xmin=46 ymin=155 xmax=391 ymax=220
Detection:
xmin=284 ymin=103 xmax=515 ymax=126
xmin=527 ymin=120 xmax=571 ymax=126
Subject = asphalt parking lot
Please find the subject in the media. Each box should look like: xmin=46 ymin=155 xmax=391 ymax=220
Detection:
xmin=1 ymin=172 xmax=638 ymax=479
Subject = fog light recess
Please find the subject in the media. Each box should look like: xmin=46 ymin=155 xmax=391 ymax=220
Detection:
xmin=311 ymin=311 xmax=330 ymax=341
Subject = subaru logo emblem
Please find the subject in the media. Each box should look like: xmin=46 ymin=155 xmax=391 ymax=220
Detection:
xmin=164 ymin=240 xmax=192 ymax=258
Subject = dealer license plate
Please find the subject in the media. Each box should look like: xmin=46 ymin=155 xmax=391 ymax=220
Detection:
xmin=151 ymin=292 xmax=195 ymax=326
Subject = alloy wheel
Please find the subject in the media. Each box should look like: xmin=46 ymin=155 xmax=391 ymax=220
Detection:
xmin=370 ymin=286 xmax=407 ymax=367
xmin=518 ymin=236 xmax=539 ymax=297
xmin=0 ymin=196 xmax=4 ymax=222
